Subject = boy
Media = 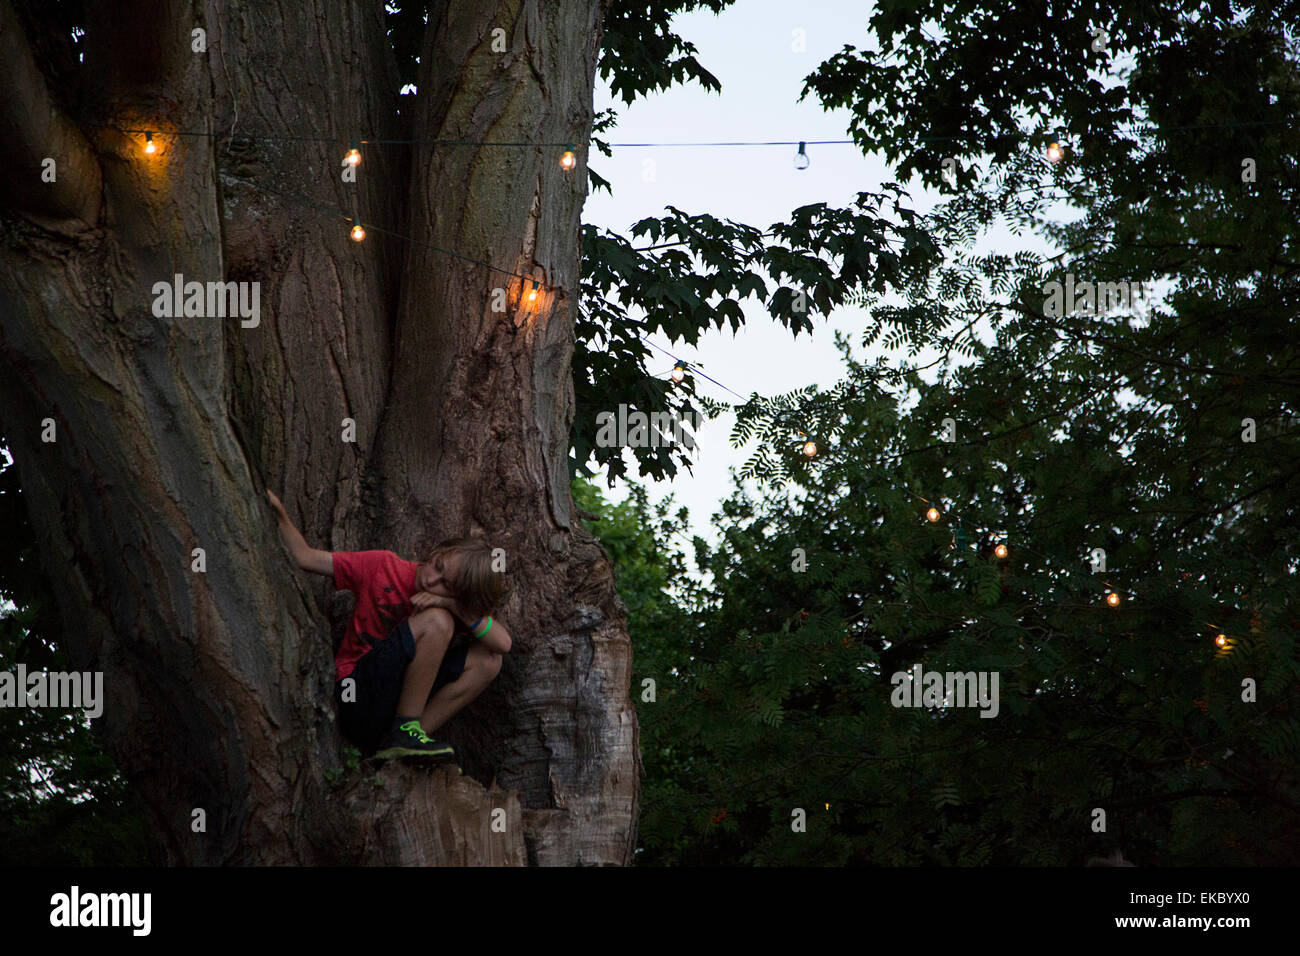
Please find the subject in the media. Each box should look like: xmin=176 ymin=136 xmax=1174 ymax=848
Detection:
xmin=266 ymin=490 xmax=511 ymax=761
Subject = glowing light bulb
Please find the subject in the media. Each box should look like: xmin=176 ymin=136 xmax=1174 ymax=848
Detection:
xmin=1046 ymin=141 xmax=1065 ymax=163
xmin=926 ymin=507 xmax=941 ymax=523
xmin=350 ymin=223 xmax=366 ymax=242
xmin=144 ymin=132 xmax=156 ymax=155
xmin=1107 ymin=591 xmax=1121 ymax=607
xmin=527 ymin=281 xmax=538 ymax=302
xmin=1215 ymin=633 xmax=1227 ymax=647
xmin=670 ymin=362 xmax=686 ymax=383
xmin=344 ymin=146 xmax=362 ymax=167
xmin=793 ymin=141 xmax=810 ymax=170
xmin=560 ymin=143 xmax=576 ymax=171
xmin=995 ymin=543 xmax=1009 ymax=559
xmin=802 ymin=441 xmax=818 ymax=458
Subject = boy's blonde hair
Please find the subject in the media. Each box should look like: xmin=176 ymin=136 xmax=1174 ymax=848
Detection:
xmin=426 ymin=538 xmax=504 ymax=620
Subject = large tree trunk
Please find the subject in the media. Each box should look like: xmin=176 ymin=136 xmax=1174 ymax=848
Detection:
xmin=0 ymin=0 xmax=638 ymax=865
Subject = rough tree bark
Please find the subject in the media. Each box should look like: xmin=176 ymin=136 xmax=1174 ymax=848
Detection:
xmin=0 ymin=0 xmax=638 ymax=865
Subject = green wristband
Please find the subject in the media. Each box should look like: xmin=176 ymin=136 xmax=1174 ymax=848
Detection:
xmin=474 ymin=616 xmax=493 ymax=639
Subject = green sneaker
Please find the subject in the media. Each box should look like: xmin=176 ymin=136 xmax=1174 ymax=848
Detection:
xmin=373 ymin=720 xmax=455 ymax=761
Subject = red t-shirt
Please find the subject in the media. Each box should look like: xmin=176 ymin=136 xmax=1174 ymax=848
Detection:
xmin=333 ymin=550 xmax=420 ymax=681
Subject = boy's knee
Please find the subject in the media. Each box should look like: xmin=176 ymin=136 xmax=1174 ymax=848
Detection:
xmin=409 ymin=607 xmax=454 ymax=643
xmin=466 ymin=648 xmax=503 ymax=684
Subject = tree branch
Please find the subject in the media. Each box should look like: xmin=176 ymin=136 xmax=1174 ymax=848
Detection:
xmin=0 ymin=0 xmax=101 ymax=224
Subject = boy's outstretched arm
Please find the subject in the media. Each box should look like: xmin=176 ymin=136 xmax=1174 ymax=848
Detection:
xmin=266 ymin=489 xmax=333 ymax=576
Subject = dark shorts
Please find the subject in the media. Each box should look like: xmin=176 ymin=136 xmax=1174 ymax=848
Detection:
xmin=334 ymin=619 xmax=470 ymax=753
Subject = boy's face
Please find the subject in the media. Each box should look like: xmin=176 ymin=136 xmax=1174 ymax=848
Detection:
xmin=417 ymin=551 xmax=461 ymax=598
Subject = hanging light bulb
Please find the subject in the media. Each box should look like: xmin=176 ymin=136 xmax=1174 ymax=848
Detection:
xmin=144 ymin=132 xmax=156 ymax=155
xmin=793 ymin=141 xmax=810 ymax=170
xmin=1046 ymin=129 xmax=1067 ymax=164
xmin=995 ymin=543 xmax=1009 ymax=559
xmin=527 ymin=281 xmax=539 ymax=302
xmin=559 ymin=142 xmax=577 ymax=171
xmin=802 ymin=440 xmax=818 ymax=458
xmin=1106 ymin=591 xmax=1121 ymax=607
xmin=670 ymin=362 xmax=686 ymax=383
xmin=1215 ymin=633 xmax=1227 ymax=647
xmin=344 ymin=141 xmax=362 ymax=167
xmin=926 ymin=507 xmax=941 ymax=523
xmin=350 ymin=222 xmax=366 ymax=242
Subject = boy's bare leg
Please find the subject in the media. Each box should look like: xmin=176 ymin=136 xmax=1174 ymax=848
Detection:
xmin=396 ymin=608 xmax=454 ymax=721
xmin=420 ymin=644 xmax=504 ymax=735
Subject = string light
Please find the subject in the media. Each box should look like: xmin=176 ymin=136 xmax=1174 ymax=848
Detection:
xmin=109 ymin=119 xmax=1292 ymax=155
xmin=144 ymin=132 xmax=156 ymax=155
xmin=639 ymin=335 xmax=747 ymax=401
xmin=1215 ymin=633 xmax=1227 ymax=647
xmin=906 ymin=492 xmax=1138 ymax=605
xmin=793 ymin=141 xmax=810 ymax=170
xmin=215 ymin=168 xmax=566 ymax=306
xmin=559 ymin=142 xmax=576 ymax=171
xmin=1046 ymin=129 xmax=1066 ymax=164
xmin=129 ymin=122 xmax=1188 ymax=467
xmin=160 ymin=123 xmax=1231 ymax=579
